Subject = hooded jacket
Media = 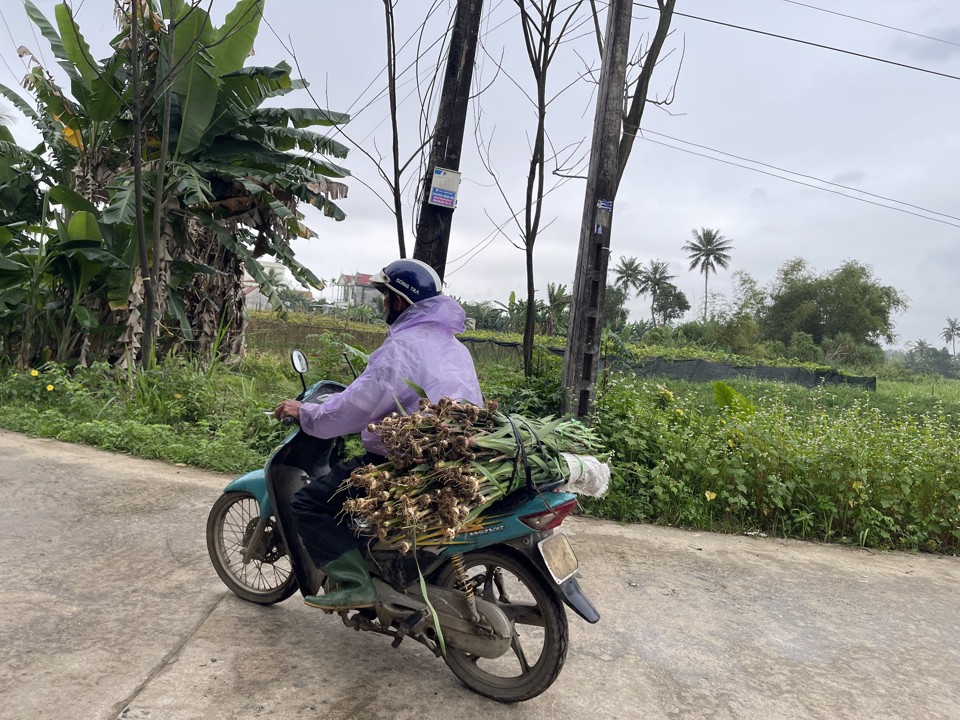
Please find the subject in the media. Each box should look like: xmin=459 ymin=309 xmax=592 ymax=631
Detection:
xmin=298 ymin=294 xmax=483 ymax=455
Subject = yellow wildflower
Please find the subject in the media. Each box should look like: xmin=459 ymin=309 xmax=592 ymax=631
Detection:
xmin=704 ymin=491 xmax=717 ymax=501
xmin=46 ymin=384 xmax=54 ymax=392
xmin=31 ymin=369 xmax=39 ymax=377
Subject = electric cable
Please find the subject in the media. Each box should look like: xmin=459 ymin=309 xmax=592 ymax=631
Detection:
xmin=640 ymin=128 xmax=960 ymax=224
xmin=633 ymin=2 xmax=960 ymax=82
xmin=637 ymin=134 xmax=960 ymax=230
xmin=775 ymin=0 xmax=960 ymax=48
xmin=0 ymin=6 xmax=30 ymax=86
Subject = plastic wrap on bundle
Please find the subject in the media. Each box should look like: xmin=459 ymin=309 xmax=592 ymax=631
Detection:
xmin=557 ymin=453 xmax=610 ymax=497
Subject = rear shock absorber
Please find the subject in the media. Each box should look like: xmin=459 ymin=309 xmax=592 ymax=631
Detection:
xmin=450 ymin=553 xmax=479 ymax=623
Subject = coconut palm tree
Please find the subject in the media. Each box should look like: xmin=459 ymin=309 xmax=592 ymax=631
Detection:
xmin=637 ymin=259 xmax=675 ymax=327
xmin=941 ymin=317 xmax=959 ymax=356
xmin=909 ymin=339 xmax=933 ymax=357
xmin=684 ymin=227 xmax=734 ymax=320
xmin=544 ymin=282 xmax=572 ymax=336
xmin=612 ymin=256 xmax=643 ymax=321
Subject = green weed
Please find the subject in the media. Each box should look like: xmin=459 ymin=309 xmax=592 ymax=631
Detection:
xmin=1 ymin=347 xmax=957 ymax=554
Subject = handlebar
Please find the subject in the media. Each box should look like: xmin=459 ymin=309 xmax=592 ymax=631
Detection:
xmin=264 ymin=410 xmax=299 ymax=426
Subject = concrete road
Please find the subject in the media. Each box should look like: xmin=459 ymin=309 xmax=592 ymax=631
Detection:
xmin=1 ymin=429 xmax=958 ymax=720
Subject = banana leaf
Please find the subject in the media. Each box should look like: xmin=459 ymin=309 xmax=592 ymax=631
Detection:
xmin=54 ymin=3 xmax=98 ymax=87
xmin=250 ymin=107 xmax=350 ymax=129
xmin=103 ymin=175 xmax=138 ymax=225
xmin=172 ymin=6 xmax=218 ymax=155
xmin=210 ymin=0 xmax=264 ymax=76
xmin=0 ymin=82 xmax=40 ymax=123
xmin=24 ymin=0 xmax=79 ymax=83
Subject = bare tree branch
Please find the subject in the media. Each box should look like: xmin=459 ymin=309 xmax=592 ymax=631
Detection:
xmin=616 ymin=0 xmax=677 ymax=186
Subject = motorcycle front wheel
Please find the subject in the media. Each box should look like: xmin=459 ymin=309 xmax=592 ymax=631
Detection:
xmin=206 ymin=491 xmax=298 ymax=605
xmin=437 ymin=547 xmax=569 ymax=703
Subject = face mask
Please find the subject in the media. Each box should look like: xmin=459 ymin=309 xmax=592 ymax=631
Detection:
xmin=384 ymin=292 xmax=405 ymax=325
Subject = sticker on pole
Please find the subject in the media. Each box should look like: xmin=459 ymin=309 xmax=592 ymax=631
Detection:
xmin=428 ymin=168 xmax=462 ymax=208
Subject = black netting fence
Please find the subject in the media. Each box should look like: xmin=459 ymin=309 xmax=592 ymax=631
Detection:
xmin=607 ymin=355 xmax=876 ymax=390
xmin=246 ymin=320 xmax=876 ymax=391
xmin=458 ymin=339 xmax=877 ymax=390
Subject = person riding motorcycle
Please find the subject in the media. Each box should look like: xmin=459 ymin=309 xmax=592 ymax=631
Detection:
xmin=273 ymin=258 xmax=483 ymax=611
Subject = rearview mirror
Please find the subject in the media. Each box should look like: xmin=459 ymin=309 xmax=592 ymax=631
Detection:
xmin=291 ymin=349 xmax=308 ymax=374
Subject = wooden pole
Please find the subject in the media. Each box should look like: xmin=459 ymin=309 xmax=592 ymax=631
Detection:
xmin=561 ymin=0 xmax=632 ymax=417
xmin=412 ymin=0 xmax=484 ymax=281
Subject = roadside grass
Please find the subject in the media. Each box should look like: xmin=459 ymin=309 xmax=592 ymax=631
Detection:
xmin=586 ymin=377 xmax=960 ymax=554
xmin=1 ymin=334 xmax=957 ymax=554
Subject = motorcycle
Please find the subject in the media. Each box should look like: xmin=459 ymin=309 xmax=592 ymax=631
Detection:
xmin=206 ymin=350 xmax=600 ymax=702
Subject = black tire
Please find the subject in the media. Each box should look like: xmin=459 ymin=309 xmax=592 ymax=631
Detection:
xmin=437 ymin=547 xmax=569 ymax=703
xmin=206 ymin=491 xmax=298 ymax=605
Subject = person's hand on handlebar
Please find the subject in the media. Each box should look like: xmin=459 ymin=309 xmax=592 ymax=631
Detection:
xmin=274 ymin=399 xmax=302 ymax=425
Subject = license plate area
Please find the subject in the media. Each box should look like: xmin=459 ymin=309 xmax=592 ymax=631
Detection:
xmin=538 ymin=532 xmax=579 ymax=584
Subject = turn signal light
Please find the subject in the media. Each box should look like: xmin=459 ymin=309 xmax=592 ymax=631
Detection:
xmin=520 ymin=498 xmax=577 ymax=531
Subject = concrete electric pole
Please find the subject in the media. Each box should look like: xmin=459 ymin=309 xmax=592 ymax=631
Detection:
xmin=561 ymin=0 xmax=633 ymax=417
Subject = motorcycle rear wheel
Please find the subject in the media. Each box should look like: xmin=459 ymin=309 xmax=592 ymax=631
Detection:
xmin=437 ymin=547 xmax=569 ymax=703
xmin=206 ymin=491 xmax=298 ymax=605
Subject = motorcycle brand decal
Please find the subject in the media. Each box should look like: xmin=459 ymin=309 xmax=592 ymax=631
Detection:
xmin=463 ymin=524 xmax=505 ymax=537
xmin=407 ymin=512 xmax=514 ymax=546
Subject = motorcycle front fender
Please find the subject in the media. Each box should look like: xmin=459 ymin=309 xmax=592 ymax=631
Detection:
xmin=223 ymin=469 xmax=272 ymax=516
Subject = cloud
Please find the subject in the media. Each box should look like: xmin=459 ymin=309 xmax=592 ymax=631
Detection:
xmin=831 ymin=170 xmax=866 ymax=186
xmin=749 ymin=187 xmax=774 ymax=206
xmin=891 ymin=26 xmax=960 ymax=61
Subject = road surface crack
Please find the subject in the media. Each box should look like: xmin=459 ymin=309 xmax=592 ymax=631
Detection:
xmin=107 ymin=593 xmax=227 ymax=720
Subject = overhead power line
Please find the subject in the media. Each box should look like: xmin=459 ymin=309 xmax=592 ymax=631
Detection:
xmin=0 ymin=7 xmax=30 ymax=84
xmin=633 ymin=3 xmax=960 ymax=83
xmin=777 ymin=0 xmax=960 ymax=48
xmin=641 ymin=129 xmax=960 ymax=224
xmin=637 ymin=130 xmax=960 ymax=230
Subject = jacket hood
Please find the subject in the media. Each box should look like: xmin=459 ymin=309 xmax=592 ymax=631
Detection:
xmin=389 ymin=294 xmax=466 ymax=335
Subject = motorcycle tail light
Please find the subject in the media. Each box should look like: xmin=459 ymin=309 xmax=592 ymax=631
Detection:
xmin=520 ymin=498 xmax=578 ymax=531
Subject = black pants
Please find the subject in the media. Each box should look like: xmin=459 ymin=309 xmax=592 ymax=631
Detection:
xmin=290 ymin=452 xmax=384 ymax=567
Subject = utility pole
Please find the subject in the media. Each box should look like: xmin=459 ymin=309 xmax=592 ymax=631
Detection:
xmin=412 ymin=0 xmax=484 ymax=281
xmin=561 ymin=0 xmax=632 ymax=417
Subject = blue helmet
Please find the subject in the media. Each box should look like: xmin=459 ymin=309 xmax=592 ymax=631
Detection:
xmin=370 ymin=259 xmax=442 ymax=305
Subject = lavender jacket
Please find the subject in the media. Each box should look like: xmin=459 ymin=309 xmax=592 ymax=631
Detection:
xmin=298 ymin=294 xmax=483 ymax=455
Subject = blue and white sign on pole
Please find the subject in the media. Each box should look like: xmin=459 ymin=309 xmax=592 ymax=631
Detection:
xmin=428 ymin=168 xmax=462 ymax=208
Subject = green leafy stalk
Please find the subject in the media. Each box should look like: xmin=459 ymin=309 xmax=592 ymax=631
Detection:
xmin=340 ymin=397 xmax=608 ymax=551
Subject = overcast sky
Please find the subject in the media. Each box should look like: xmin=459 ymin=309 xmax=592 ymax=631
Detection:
xmin=2 ymin=1 xmax=958 ymax=348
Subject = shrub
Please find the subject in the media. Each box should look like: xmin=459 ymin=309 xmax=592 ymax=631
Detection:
xmin=585 ymin=375 xmax=960 ymax=553
xmin=1 ymin=345 xmax=958 ymax=554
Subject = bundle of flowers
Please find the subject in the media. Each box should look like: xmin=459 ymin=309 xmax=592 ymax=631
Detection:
xmin=341 ymin=397 xmax=609 ymax=551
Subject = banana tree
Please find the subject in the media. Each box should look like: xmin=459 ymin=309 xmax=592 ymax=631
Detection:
xmin=0 ymin=202 xmax=127 ymax=367
xmin=0 ymin=88 xmax=132 ymax=367
xmin=4 ymin=0 xmax=351 ymax=365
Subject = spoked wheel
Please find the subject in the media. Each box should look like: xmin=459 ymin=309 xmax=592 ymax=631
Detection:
xmin=206 ymin=491 xmax=298 ymax=605
xmin=437 ymin=548 xmax=569 ymax=703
